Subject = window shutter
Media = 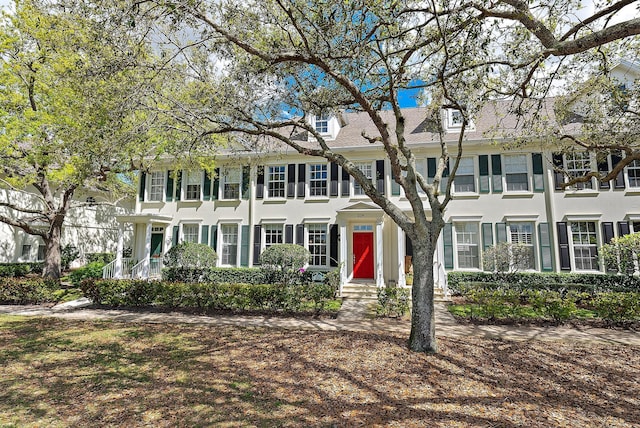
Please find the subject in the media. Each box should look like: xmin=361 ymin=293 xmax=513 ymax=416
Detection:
xmin=330 ymin=163 xmax=339 ymax=196
xmin=443 ymin=223 xmax=454 ymax=269
xmin=256 ymin=167 xmax=264 ymax=199
xmin=532 ymin=153 xmax=545 ymax=191
xmin=495 ymin=222 xmax=507 ymax=243
xmin=611 ymin=153 xmax=626 ymax=189
xmin=287 ymin=164 xmax=296 ymax=198
xmin=166 ymin=171 xmax=174 ymax=202
xmin=297 ymin=164 xmax=306 ymax=197
xmin=329 ymin=224 xmax=338 ymax=267
xmin=242 ymin=166 xmax=250 ymax=199
xmin=201 ymin=225 xmax=209 ymax=245
xmin=491 ymin=154 xmax=502 ymax=192
xmin=556 ymin=222 xmax=571 ymax=270
xmin=172 ymin=225 xmax=179 ymax=246
xmin=618 ymin=221 xmax=630 ymax=236
xmin=240 ymin=225 xmax=250 ymax=266
xmin=376 ymin=160 xmax=385 ymax=194
xmin=285 ymin=224 xmax=294 ymax=244
xmin=427 ymin=157 xmax=436 ymax=179
xmin=210 ymin=225 xmax=218 ymax=251
xmin=341 ymin=167 xmax=350 ymax=196
xmin=203 ymin=172 xmax=212 ymax=201
xmin=175 ymin=171 xmax=182 ymax=201
xmin=138 ymin=172 xmax=146 ymax=202
xmin=482 ymin=223 xmax=494 ymax=271
xmin=296 ymin=224 xmax=305 ymax=246
xmin=253 ymin=225 xmax=262 ymax=265
xmin=538 ymin=223 xmax=553 ymax=271
xmin=602 ymin=222 xmax=614 ymax=244
xmin=479 ymin=155 xmax=490 ymax=193
xmin=212 ymin=168 xmax=220 ymax=200
xmin=598 ymin=158 xmax=610 ymax=190
xmin=391 ymin=175 xmax=401 ymax=196
xmin=552 ymin=154 xmax=564 ymax=190
xmin=405 ymin=235 xmax=413 ymax=257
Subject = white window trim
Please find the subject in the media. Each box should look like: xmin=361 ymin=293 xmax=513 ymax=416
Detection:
xmin=181 ymin=223 xmax=200 ymax=244
xmin=625 ymin=159 xmax=640 ymax=189
xmin=313 ymin=114 xmax=331 ymax=136
xmin=452 ymin=156 xmax=478 ymax=195
xmin=568 ymin=221 xmax=601 ymax=272
xmin=220 ymin=167 xmax=242 ymax=200
xmin=306 ymin=223 xmax=329 ymax=268
xmin=502 ymin=154 xmax=532 ymax=194
xmin=307 ymin=162 xmax=329 ymax=198
xmin=147 ymin=171 xmax=165 ymax=202
xmin=563 ymin=152 xmax=596 ymax=191
xmin=453 ymin=222 xmax=481 ymax=270
xmin=183 ymin=170 xmax=203 ymax=201
xmin=506 ymin=222 xmax=536 ymax=271
xmin=445 ymin=109 xmax=475 ymax=131
xmin=219 ymin=223 xmax=240 ymax=267
xmin=266 ymin=165 xmax=287 ymax=199
xmin=352 ymin=161 xmax=374 ymax=197
xmin=262 ymin=222 xmax=285 ymax=251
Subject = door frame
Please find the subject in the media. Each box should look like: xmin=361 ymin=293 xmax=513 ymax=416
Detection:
xmin=352 ymin=230 xmax=374 ymax=279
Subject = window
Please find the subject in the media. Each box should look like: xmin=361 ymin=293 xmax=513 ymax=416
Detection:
xmin=86 ymin=196 xmax=97 ymax=206
xmin=627 ymin=160 xmax=640 ymax=188
xmin=571 ymin=221 xmax=598 ymax=270
xmin=315 ymin=114 xmax=329 ymax=134
xmin=182 ymin=224 xmax=199 ymax=243
xmin=185 ymin=171 xmax=202 ymax=200
xmin=37 ymin=245 xmax=45 ymax=261
xmin=309 ymin=164 xmax=328 ymax=196
xmin=455 ymin=223 xmax=479 ymax=269
xmin=149 ymin=171 xmax=165 ymax=201
xmin=21 ymin=244 xmax=31 ymax=260
xmin=508 ymin=222 xmax=535 ymax=269
xmin=454 ymin=157 xmax=475 ymax=193
xmin=565 ymin=152 xmax=593 ymax=190
xmin=220 ymin=224 xmax=238 ymax=266
xmin=448 ymin=110 xmax=464 ymax=128
xmin=222 ymin=167 xmax=241 ymax=199
xmin=353 ymin=162 xmax=372 ymax=196
xmin=264 ymin=224 xmax=283 ymax=248
xmin=308 ymin=224 xmax=328 ymax=266
xmin=504 ymin=155 xmax=529 ymax=191
xmin=267 ymin=166 xmax=286 ymax=198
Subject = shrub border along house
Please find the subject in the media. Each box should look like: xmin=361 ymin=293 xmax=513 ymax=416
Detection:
xmin=447 ymin=272 xmax=640 ymax=325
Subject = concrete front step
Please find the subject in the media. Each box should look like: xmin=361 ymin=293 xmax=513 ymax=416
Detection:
xmin=340 ymin=284 xmax=450 ymax=301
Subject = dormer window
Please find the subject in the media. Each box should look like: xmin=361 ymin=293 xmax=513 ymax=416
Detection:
xmin=448 ymin=110 xmax=464 ymax=128
xmin=315 ymin=114 xmax=329 ymax=134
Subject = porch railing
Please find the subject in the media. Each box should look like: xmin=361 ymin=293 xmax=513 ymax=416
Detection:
xmin=130 ymin=259 xmax=146 ymax=279
xmin=102 ymin=258 xmax=137 ymax=279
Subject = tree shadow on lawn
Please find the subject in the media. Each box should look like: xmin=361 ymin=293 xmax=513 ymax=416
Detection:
xmin=0 ymin=317 xmax=638 ymax=427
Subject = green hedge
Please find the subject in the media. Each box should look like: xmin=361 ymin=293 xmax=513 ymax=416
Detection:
xmin=162 ymin=266 xmax=316 ymax=285
xmin=0 ymin=263 xmax=44 ymax=278
xmin=448 ymin=271 xmax=640 ymax=294
xmin=68 ymin=262 xmax=107 ymax=286
xmin=0 ymin=277 xmax=59 ymax=304
xmin=81 ymin=279 xmax=337 ymax=313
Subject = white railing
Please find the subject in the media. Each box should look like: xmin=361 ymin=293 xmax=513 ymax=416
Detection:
xmin=130 ymin=259 xmax=146 ymax=279
xmin=149 ymin=258 xmax=163 ymax=278
xmin=102 ymin=258 xmax=137 ymax=279
xmin=102 ymin=259 xmax=116 ymax=279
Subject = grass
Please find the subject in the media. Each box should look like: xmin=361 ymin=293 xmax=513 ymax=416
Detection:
xmin=448 ymin=303 xmax=600 ymax=322
xmin=0 ymin=315 xmax=639 ymax=427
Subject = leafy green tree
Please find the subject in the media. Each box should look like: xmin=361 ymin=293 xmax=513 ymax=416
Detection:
xmin=144 ymin=0 xmax=640 ymax=352
xmin=602 ymin=233 xmax=640 ymax=275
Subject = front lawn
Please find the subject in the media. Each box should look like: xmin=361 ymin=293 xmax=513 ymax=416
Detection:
xmin=0 ymin=315 xmax=638 ymax=427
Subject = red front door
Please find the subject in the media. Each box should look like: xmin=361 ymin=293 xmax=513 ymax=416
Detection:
xmin=353 ymin=232 xmax=374 ymax=279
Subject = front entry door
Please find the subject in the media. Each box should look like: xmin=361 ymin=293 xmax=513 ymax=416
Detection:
xmin=353 ymin=232 xmax=374 ymax=279
xmin=151 ymin=233 xmax=163 ymax=258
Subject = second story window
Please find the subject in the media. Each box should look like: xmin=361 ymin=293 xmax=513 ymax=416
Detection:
xmin=149 ymin=171 xmax=165 ymax=201
xmin=309 ymin=164 xmax=328 ymax=196
xmin=222 ymin=167 xmax=241 ymax=199
xmin=565 ymin=152 xmax=593 ymax=190
xmin=454 ymin=157 xmax=475 ymax=193
xmin=504 ymin=154 xmax=529 ymax=191
xmin=185 ymin=171 xmax=202 ymax=200
xmin=268 ymin=165 xmax=286 ymax=198
xmin=315 ymin=114 xmax=329 ymax=134
xmin=627 ymin=160 xmax=640 ymax=188
xmin=353 ymin=162 xmax=373 ymax=196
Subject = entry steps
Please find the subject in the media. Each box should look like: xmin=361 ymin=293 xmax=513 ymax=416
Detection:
xmin=340 ymin=282 xmax=450 ymax=302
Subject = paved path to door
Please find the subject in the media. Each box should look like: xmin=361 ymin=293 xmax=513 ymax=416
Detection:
xmin=1 ymin=299 xmax=639 ymax=346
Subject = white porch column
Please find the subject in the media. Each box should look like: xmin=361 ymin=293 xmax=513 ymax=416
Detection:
xmin=339 ymin=223 xmax=348 ymax=294
xmin=143 ymin=223 xmax=152 ymax=278
xmin=397 ymin=225 xmax=406 ymax=287
xmin=376 ymin=219 xmax=384 ymax=288
xmin=434 ymin=233 xmax=449 ymax=296
xmin=114 ymin=222 xmax=124 ymax=279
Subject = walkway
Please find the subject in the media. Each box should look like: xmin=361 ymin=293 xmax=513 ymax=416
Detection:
xmin=0 ymin=300 xmax=639 ymax=346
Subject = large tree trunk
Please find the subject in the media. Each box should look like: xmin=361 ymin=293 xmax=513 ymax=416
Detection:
xmin=408 ymin=237 xmax=438 ymax=353
xmin=42 ymin=222 xmax=62 ymax=281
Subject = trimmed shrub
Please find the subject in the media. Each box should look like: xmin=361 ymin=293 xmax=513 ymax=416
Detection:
xmin=0 ymin=263 xmax=43 ymax=277
xmin=162 ymin=267 xmax=267 ymax=284
xmin=0 ymin=277 xmax=58 ymax=304
xmin=86 ymin=253 xmax=115 ymax=264
xmin=259 ymin=244 xmax=310 ymax=285
xmin=68 ymin=262 xmax=106 ymax=286
xmin=164 ymin=243 xmax=218 ymax=269
xmin=590 ymin=292 xmax=640 ymax=322
xmin=376 ymin=286 xmax=410 ymax=318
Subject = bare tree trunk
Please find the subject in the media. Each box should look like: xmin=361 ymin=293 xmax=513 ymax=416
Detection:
xmin=408 ymin=237 xmax=437 ymax=353
xmin=42 ymin=223 xmax=62 ymax=281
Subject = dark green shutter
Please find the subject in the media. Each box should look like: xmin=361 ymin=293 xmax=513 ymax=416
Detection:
xmin=611 ymin=153 xmax=626 ymax=189
xmin=256 ymin=167 xmax=264 ymax=199
xmin=175 ymin=171 xmax=182 ymax=201
xmin=138 ymin=172 xmax=146 ymax=202
xmin=201 ymin=225 xmax=209 ymax=244
xmin=297 ymin=164 xmax=306 ymax=197
xmin=330 ymin=163 xmax=339 ymax=196
xmin=479 ymin=155 xmax=490 ymax=193
xmin=427 ymin=157 xmax=436 ymax=179
xmin=556 ymin=222 xmax=571 ymax=270
xmin=172 ymin=225 xmax=179 ymax=246
xmin=330 ymin=224 xmax=338 ymax=267
xmin=296 ymin=224 xmax=305 ymax=246
xmin=391 ymin=175 xmax=401 ymax=196
xmin=495 ymin=222 xmax=507 ymax=243
xmin=491 ymin=155 xmax=502 ymax=193
xmin=552 ymin=154 xmax=564 ymax=190
xmin=405 ymin=235 xmax=413 ymax=257
xmin=532 ymin=153 xmax=544 ymax=191
xmin=253 ymin=225 xmax=262 ymax=265
xmin=538 ymin=223 xmax=553 ymax=271
xmin=482 ymin=223 xmax=494 ymax=271
xmin=376 ymin=160 xmax=385 ymax=194
xmin=602 ymin=222 xmax=615 ymax=244
xmin=242 ymin=166 xmax=250 ymax=199
xmin=598 ymin=158 xmax=611 ymax=190
xmin=240 ymin=225 xmax=250 ymax=266
xmin=341 ymin=167 xmax=350 ymax=196
xmin=618 ymin=221 xmax=630 ymax=236
xmin=287 ymin=164 xmax=296 ymax=198
xmin=210 ymin=225 xmax=218 ymax=251
xmin=212 ymin=168 xmax=220 ymax=200
xmin=166 ymin=170 xmax=174 ymax=202
xmin=443 ymin=223 xmax=454 ymax=269
xmin=285 ymin=224 xmax=294 ymax=244
xmin=203 ymin=172 xmax=212 ymax=201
